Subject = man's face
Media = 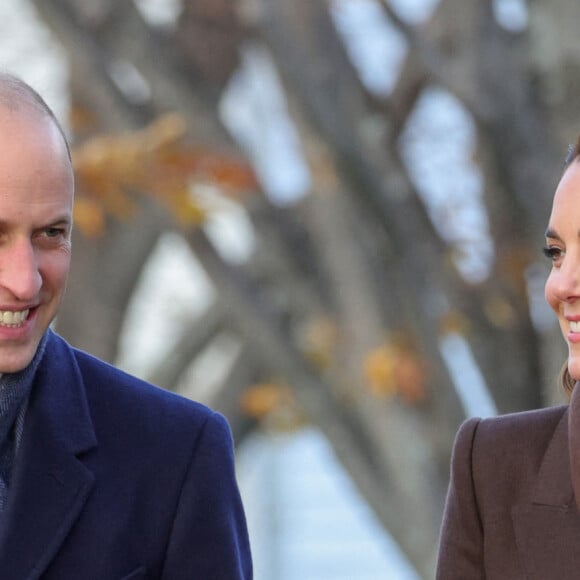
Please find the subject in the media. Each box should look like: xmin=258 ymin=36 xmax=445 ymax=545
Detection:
xmin=0 ymin=108 xmax=73 ymax=373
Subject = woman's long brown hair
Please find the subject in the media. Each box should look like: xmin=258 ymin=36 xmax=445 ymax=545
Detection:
xmin=561 ymin=362 xmax=576 ymax=399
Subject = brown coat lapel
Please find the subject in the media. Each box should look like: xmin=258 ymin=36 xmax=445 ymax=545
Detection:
xmin=439 ymin=397 xmax=580 ymax=579
xmin=512 ymin=403 xmax=580 ymax=579
xmin=568 ymin=383 xmax=580 ymax=511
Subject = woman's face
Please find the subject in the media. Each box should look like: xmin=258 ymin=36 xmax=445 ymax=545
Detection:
xmin=545 ymin=160 xmax=580 ymax=379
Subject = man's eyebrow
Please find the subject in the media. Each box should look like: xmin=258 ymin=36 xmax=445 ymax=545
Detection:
xmin=0 ymin=215 xmax=72 ymax=229
xmin=46 ymin=216 xmax=72 ymax=227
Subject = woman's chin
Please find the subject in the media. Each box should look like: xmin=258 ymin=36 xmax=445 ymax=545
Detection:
xmin=569 ymin=358 xmax=580 ymax=382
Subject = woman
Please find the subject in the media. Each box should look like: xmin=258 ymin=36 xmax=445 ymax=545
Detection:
xmin=436 ymin=140 xmax=580 ymax=579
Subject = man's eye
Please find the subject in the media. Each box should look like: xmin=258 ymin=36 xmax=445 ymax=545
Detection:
xmin=44 ymin=227 xmax=65 ymax=238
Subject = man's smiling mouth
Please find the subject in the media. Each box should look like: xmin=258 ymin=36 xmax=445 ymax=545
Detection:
xmin=0 ymin=309 xmax=30 ymax=327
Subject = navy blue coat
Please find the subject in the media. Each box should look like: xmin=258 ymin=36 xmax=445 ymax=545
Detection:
xmin=0 ymin=331 xmax=252 ymax=579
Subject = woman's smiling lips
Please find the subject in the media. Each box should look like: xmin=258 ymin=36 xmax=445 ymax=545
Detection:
xmin=566 ymin=317 xmax=580 ymax=342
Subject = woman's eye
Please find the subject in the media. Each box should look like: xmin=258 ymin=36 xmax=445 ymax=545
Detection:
xmin=543 ymin=245 xmax=563 ymax=263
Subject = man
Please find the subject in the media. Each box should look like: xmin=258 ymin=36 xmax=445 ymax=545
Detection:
xmin=0 ymin=73 xmax=252 ymax=579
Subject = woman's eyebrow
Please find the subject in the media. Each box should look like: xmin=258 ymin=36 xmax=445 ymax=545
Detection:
xmin=544 ymin=227 xmax=561 ymax=240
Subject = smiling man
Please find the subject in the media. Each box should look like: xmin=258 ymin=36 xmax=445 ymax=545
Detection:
xmin=0 ymin=83 xmax=73 ymax=375
xmin=0 ymin=74 xmax=252 ymax=579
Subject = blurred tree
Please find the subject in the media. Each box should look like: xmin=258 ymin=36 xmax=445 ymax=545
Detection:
xmin=27 ymin=0 xmax=575 ymax=576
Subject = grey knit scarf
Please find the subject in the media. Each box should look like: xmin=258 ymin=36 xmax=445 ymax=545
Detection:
xmin=0 ymin=331 xmax=49 ymax=509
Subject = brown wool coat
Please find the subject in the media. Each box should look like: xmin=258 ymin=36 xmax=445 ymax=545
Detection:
xmin=437 ymin=386 xmax=580 ymax=579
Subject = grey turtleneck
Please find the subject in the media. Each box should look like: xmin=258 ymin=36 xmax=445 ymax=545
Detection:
xmin=0 ymin=331 xmax=49 ymax=510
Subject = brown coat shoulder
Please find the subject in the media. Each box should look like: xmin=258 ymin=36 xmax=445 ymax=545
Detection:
xmin=437 ymin=405 xmax=572 ymax=579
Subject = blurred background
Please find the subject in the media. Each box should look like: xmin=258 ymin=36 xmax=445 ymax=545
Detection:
xmin=3 ymin=0 xmax=577 ymax=577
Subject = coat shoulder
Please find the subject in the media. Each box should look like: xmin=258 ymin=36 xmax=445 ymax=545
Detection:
xmin=438 ymin=406 xmax=569 ymax=579
xmin=468 ymin=405 xmax=568 ymax=506
xmin=474 ymin=405 xmax=566 ymax=457
xmin=35 ymin=333 xmax=251 ymax=579
xmin=71 ymin=344 xmax=223 ymax=442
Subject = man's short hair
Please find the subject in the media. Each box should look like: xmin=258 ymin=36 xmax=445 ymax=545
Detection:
xmin=0 ymin=72 xmax=71 ymax=161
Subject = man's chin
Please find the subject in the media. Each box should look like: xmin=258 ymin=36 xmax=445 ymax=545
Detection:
xmin=0 ymin=345 xmax=39 ymax=374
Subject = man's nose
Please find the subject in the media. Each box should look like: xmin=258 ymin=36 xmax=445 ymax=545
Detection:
xmin=0 ymin=239 xmax=41 ymax=301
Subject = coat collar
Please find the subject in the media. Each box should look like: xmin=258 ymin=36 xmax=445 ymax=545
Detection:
xmin=511 ymin=388 xmax=580 ymax=578
xmin=0 ymin=331 xmax=97 ymax=580
xmin=569 ymin=382 xmax=580 ymax=509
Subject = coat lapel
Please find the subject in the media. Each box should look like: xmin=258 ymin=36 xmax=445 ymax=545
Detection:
xmin=568 ymin=382 xmax=580 ymax=509
xmin=512 ymin=403 xmax=580 ymax=579
xmin=0 ymin=332 xmax=97 ymax=580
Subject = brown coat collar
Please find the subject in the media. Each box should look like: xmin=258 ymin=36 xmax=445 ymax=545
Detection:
xmin=569 ymin=384 xmax=580 ymax=510
xmin=511 ymin=390 xmax=580 ymax=578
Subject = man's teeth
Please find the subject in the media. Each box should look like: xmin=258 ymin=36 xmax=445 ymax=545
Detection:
xmin=571 ymin=321 xmax=580 ymax=333
xmin=0 ymin=309 xmax=29 ymax=327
